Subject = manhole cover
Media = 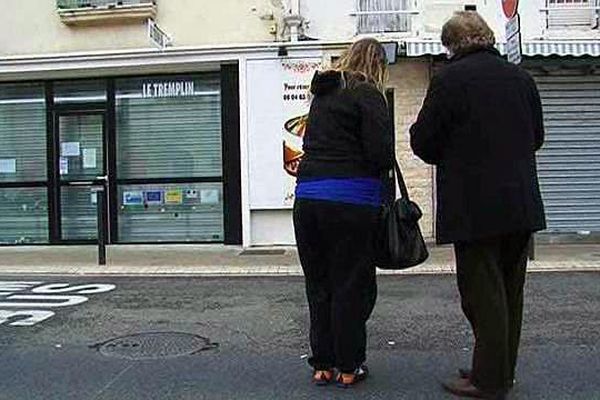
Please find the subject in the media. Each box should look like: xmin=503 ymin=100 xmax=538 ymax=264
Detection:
xmin=92 ymin=332 xmax=218 ymax=360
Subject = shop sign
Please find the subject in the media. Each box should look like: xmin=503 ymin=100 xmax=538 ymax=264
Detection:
xmin=142 ymin=81 xmax=195 ymax=99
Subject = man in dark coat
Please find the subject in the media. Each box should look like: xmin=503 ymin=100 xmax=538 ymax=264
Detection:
xmin=410 ymin=11 xmax=546 ymax=400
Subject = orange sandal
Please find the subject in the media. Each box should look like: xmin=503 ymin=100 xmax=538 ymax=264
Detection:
xmin=336 ymin=366 xmax=369 ymax=389
xmin=312 ymin=369 xmax=334 ymax=386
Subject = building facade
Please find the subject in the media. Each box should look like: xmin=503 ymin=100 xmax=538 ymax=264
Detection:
xmin=1 ymin=0 xmax=599 ymax=247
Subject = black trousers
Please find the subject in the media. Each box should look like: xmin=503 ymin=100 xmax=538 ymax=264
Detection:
xmin=454 ymin=233 xmax=531 ymax=393
xmin=293 ymin=199 xmax=379 ymax=373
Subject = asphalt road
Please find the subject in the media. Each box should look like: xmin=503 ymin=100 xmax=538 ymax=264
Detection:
xmin=0 ymin=272 xmax=599 ymax=399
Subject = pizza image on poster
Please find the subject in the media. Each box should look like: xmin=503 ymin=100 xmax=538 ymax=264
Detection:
xmin=283 ymin=114 xmax=308 ymax=176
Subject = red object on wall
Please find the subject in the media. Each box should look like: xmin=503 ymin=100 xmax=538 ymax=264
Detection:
xmin=502 ymin=0 xmax=519 ymax=19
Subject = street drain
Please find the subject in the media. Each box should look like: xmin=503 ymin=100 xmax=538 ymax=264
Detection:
xmin=91 ymin=332 xmax=218 ymax=360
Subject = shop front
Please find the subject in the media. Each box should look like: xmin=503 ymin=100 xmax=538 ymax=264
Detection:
xmin=0 ymin=67 xmax=242 ymax=245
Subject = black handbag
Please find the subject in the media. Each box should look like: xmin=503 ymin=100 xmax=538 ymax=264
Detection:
xmin=374 ymin=158 xmax=429 ymax=269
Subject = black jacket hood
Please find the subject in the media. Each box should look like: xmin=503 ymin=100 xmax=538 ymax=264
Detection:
xmin=310 ymin=70 xmax=342 ymax=96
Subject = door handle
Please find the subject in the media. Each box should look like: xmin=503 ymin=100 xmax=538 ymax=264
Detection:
xmin=68 ymin=181 xmax=95 ymax=186
xmin=96 ymin=175 xmax=108 ymax=182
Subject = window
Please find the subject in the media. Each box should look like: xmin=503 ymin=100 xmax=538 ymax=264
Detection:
xmin=0 ymin=84 xmax=47 ymax=183
xmin=116 ymin=75 xmax=222 ymax=180
xmin=355 ymin=0 xmax=416 ymax=34
xmin=546 ymin=0 xmax=599 ymax=29
xmin=115 ymin=74 xmax=224 ymax=243
xmin=118 ymin=183 xmax=224 ymax=243
xmin=0 ymin=188 xmax=49 ymax=244
xmin=54 ymin=80 xmax=107 ymax=104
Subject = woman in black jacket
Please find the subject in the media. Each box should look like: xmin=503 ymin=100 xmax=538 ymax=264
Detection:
xmin=293 ymin=38 xmax=394 ymax=388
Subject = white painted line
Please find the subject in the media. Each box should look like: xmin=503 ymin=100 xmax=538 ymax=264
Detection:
xmin=0 ymin=295 xmax=89 ymax=308
xmin=0 ymin=281 xmax=116 ymax=327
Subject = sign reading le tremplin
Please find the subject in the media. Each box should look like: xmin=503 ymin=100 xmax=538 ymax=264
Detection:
xmin=142 ymin=81 xmax=195 ymax=98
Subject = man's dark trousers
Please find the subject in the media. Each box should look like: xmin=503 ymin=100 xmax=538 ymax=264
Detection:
xmin=454 ymin=232 xmax=531 ymax=394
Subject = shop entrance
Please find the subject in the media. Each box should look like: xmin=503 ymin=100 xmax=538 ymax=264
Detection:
xmin=53 ymin=110 xmax=109 ymax=243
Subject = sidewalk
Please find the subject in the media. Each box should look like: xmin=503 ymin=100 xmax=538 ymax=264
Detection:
xmin=1 ymin=243 xmax=599 ymax=276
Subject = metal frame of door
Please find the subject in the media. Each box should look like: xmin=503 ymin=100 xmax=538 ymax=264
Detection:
xmin=51 ymin=104 xmax=109 ymax=244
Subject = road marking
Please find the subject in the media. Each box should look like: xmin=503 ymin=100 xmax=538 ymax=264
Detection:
xmin=0 ymin=295 xmax=89 ymax=308
xmin=0 ymin=280 xmax=116 ymax=327
xmin=0 ymin=310 xmax=55 ymax=327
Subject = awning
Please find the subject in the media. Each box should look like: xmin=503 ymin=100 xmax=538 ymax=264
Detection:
xmin=404 ymin=39 xmax=600 ymax=57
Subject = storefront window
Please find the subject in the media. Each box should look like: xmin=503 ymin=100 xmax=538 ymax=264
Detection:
xmin=61 ymin=186 xmax=99 ymax=241
xmin=0 ymin=83 xmax=47 ymax=183
xmin=115 ymin=74 xmax=222 ymax=179
xmin=0 ymin=188 xmax=48 ymax=244
xmin=54 ymin=80 xmax=107 ymax=104
xmin=118 ymin=183 xmax=224 ymax=242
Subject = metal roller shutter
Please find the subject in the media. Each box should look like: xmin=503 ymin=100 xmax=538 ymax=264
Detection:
xmin=529 ymin=67 xmax=600 ymax=234
xmin=116 ymin=74 xmax=222 ymax=180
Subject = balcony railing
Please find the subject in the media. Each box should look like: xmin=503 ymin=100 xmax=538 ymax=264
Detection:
xmin=56 ymin=0 xmax=156 ymax=25
xmin=352 ymin=0 xmax=419 ymax=34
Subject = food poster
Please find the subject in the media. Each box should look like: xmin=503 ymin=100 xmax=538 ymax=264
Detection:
xmin=281 ymin=60 xmax=321 ymax=205
xmin=247 ymin=56 xmax=322 ymax=209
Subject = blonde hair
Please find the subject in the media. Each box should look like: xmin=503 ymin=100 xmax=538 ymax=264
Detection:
xmin=441 ymin=11 xmax=496 ymax=56
xmin=333 ymin=38 xmax=389 ymax=94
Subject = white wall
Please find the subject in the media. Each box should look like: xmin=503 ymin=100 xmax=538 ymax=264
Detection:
xmin=251 ymin=210 xmax=296 ymax=245
xmin=301 ymin=0 xmax=356 ymax=40
xmin=0 ymin=0 xmax=281 ymax=57
xmin=300 ymin=0 xmax=557 ymax=42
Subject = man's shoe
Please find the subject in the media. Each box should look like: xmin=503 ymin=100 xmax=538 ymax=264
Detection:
xmin=442 ymin=378 xmax=507 ymax=399
xmin=458 ymin=369 xmax=515 ymax=389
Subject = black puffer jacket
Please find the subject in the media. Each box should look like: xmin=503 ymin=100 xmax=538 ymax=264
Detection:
xmin=297 ymin=71 xmax=394 ymax=180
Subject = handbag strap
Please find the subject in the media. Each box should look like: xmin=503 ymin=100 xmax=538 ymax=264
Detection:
xmin=394 ymin=157 xmax=411 ymax=201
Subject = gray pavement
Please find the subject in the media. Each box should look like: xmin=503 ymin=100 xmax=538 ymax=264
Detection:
xmin=1 ymin=272 xmax=599 ymax=399
xmin=1 ymin=244 xmax=600 ymax=276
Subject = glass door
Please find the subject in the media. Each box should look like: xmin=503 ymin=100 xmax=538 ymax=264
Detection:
xmin=55 ymin=112 xmax=108 ymax=242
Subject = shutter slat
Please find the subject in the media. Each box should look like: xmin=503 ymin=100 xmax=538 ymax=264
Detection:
xmin=530 ymin=68 xmax=600 ymax=234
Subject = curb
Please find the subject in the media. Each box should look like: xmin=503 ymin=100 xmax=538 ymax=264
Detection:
xmin=1 ymin=263 xmax=599 ymax=277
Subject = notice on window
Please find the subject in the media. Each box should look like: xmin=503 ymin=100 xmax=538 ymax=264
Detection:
xmin=59 ymin=157 xmax=69 ymax=175
xmin=83 ymin=148 xmax=97 ymax=169
xmin=200 ymin=189 xmax=220 ymax=205
xmin=0 ymin=159 xmax=16 ymax=174
xmin=165 ymin=189 xmax=183 ymax=205
xmin=185 ymin=189 xmax=199 ymax=199
xmin=123 ymin=191 xmax=144 ymax=206
xmin=61 ymin=142 xmax=81 ymax=157
xmin=91 ymin=192 xmax=98 ymax=205
xmin=144 ymin=190 xmax=163 ymax=205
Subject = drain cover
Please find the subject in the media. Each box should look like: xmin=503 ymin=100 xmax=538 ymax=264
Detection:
xmin=92 ymin=332 xmax=218 ymax=360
